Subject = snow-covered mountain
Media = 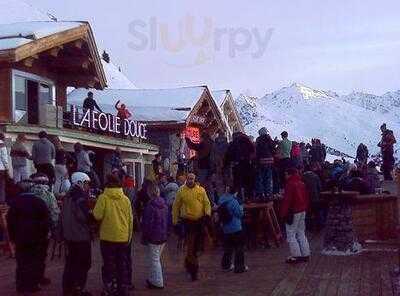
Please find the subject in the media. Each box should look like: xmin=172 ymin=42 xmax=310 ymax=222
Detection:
xmin=235 ymin=83 xmax=400 ymax=158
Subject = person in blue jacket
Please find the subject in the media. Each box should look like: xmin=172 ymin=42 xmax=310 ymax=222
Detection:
xmin=217 ymin=187 xmax=248 ymax=273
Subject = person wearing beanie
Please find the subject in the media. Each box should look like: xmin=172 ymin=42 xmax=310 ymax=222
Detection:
xmin=7 ymin=180 xmax=51 ymax=294
xmin=62 ymin=172 xmax=93 ymax=296
xmin=30 ymin=173 xmax=60 ymax=232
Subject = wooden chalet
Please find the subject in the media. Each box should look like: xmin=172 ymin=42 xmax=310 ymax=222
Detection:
xmin=0 ymin=21 xmax=157 ymax=184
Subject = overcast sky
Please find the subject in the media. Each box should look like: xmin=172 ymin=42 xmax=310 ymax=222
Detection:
xmin=26 ymin=0 xmax=400 ymax=97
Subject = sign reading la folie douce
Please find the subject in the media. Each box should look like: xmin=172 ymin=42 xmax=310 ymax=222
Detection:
xmin=72 ymin=105 xmax=147 ymax=139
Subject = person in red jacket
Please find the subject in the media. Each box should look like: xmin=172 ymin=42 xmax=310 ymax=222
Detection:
xmin=115 ymin=100 xmax=132 ymax=137
xmin=280 ymin=168 xmax=310 ymax=264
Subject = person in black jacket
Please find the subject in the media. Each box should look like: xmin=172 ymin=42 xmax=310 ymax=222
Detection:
xmin=255 ymin=128 xmax=276 ymax=202
xmin=7 ymin=180 xmax=51 ymax=294
xmin=83 ymin=91 xmax=103 ymax=113
xmin=185 ymin=132 xmax=214 ymax=193
xmin=225 ymin=132 xmax=256 ymax=201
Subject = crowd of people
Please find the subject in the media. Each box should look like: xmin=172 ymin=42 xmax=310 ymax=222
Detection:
xmin=0 ymin=122 xmax=397 ymax=295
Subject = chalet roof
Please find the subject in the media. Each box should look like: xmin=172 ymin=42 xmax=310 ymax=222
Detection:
xmin=212 ymin=90 xmax=229 ymax=106
xmin=0 ymin=21 xmax=81 ymax=50
xmin=68 ymin=86 xmax=207 ymax=109
xmin=0 ymin=20 xmax=107 ymax=89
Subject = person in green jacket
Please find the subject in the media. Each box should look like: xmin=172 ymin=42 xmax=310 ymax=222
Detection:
xmin=93 ymin=174 xmax=133 ymax=296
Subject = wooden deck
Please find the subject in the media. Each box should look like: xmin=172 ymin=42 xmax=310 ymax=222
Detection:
xmin=0 ymin=230 xmax=397 ymax=296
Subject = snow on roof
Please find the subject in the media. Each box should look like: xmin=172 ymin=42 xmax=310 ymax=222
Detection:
xmin=0 ymin=37 xmax=30 ymax=50
xmin=212 ymin=90 xmax=229 ymax=106
xmin=68 ymin=86 xmax=207 ymax=122
xmin=101 ymin=60 xmax=137 ymax=89
xmin=68 ymin=86 xmax=206 ymax=109
xmin=0 ymin=21 xmax=83 ymax=51
xmin=0 ymin=0 xmax=50 ymax=25
xmin=77 ymin=103 xmax=190 ymax=122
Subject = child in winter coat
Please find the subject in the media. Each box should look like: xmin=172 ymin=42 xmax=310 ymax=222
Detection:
xmin=142 ymin=181 xmax=168 ymax=289
xmin=218 ymin=188 xmax=247 ymax=273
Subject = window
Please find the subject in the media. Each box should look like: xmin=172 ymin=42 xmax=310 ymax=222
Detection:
xmin=12 ymin=70 xmax=55 ymax=123
xmin=39 ymin=83 xmax=54 ymax=105
xmin=14 ymin=76 xmax=27 ymax=111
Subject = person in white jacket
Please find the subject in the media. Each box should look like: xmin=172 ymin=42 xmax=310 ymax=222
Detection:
xmin=0 ymin=133 xmax=9 ymax=204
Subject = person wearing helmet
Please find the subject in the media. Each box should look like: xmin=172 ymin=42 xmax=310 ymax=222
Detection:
xmin=62 ymin=172 xmax=93 ymax=296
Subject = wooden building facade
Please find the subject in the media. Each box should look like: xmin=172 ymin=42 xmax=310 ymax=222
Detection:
xmin=0 ymin=21 xmax=157 ymax=184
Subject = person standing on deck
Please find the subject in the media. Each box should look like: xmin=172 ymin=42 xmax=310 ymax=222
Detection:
xmin=172 ymin=173 xmax=211 ymax=281
xmin=62 ymin=172 xmax=93 ymax=296
xmin=277 ymin=131 xmax=292 ymax=187
xmin=378 ymin=123 xmax=396 ymax=181
xmin=83 ymin=91 xmax=103 ymax=113
xmin=74 ymin=143 xmax=92 ymax=176
xmin=31 ymin=131 xmax=55 ymax=186
xmin=141 ymin=180 xmax=168 ymax=289
xmin=185 ymin=132 xmax=214 ymax=194
xmin=52 ymin=136 xmax=71 ymax=196
xmin=11 ymin=134 xmax=31 ymax=183
xmin=280 ymin=168 xmax=310 ymax=264
xmin=255 ymin=127 xmax=275 ymax=202
xmin=224 ymin=132 xmax=256 ymax=201
xmin=115 ymin=100 xmax=132 ymax=137
xmin=7 ymin=180 xmax=51 ymax=294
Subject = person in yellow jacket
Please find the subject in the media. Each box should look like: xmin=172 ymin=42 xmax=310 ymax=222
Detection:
xmin=93 ymin=174 xmax=133 ymax=296
xmin=172 ymin=173 xmax=211 ymax=281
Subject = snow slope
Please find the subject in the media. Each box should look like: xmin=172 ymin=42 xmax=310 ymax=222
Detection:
xmin=235 ymin=83 xmax=400 ymax=158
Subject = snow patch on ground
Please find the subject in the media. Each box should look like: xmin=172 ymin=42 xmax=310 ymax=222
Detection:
xmin=321 ymin=242 xmax=363 ymax=256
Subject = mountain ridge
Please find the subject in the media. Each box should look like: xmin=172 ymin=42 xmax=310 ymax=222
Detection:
xmin=235 ymin=83 xmax=400 ymax=158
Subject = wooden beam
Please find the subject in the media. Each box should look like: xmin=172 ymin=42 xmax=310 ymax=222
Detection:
xmin=74 ymin=39 xmax=84 ymax=49
xmin=22 ymin=57 xmax=35 ymax=67
xmin=45 ymin=46 xmax=63 ymax=57
xmin=51 ymin=56 xmax=93 ymax=69
xmin=59 ymin=74 xmax=99 ymax=88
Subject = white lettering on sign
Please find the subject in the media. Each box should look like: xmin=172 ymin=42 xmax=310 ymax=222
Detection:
xmin=71 ymin=105 xmax=147 ymax=140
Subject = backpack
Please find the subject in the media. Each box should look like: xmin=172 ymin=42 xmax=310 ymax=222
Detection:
xmin=218 ymin=201 xmax=233 ymax=224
